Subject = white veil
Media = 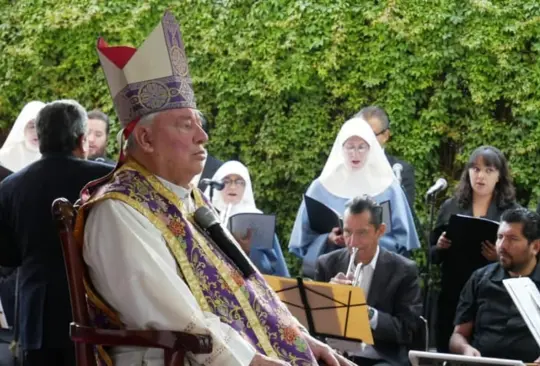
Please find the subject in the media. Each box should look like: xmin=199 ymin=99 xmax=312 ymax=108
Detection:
xmin=319 ymin=117 xmax=395 ymax=199
xmin=205 ymin=160 xmax=261 ymax=216
xmin=0 ymin=101 xmax=45 ymax=171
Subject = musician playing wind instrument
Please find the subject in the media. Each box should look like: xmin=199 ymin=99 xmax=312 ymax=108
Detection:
xmin=315 ymin=196 xmax=422 ymax=366
xmin=288 ymin=117 xmax=420 ymax=278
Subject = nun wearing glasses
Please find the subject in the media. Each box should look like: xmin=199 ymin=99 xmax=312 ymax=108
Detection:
xmin=205 ymin=160 xmax=290 ymax=277
xmin=288 ymin=117 xmax=420 ymax=278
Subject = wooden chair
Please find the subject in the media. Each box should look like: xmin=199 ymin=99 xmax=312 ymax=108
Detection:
xmin=52 ymin=198 xmax=212 ymax=366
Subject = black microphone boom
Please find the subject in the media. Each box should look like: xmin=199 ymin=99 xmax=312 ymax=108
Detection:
xmin=200 ymin=178 xmax=225 ymax=191
xmin=193 ymin=206 xmax=255 ymax=278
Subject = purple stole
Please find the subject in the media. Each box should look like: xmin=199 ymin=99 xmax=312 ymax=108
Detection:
xmin=75 ymin=160 xmax=317 ymax=365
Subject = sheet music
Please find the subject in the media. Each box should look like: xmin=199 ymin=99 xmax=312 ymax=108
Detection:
xmin=0 ymin=297 xmax=8 ymax=329
xmin=503 ymin=277 xmax=540 ymax=348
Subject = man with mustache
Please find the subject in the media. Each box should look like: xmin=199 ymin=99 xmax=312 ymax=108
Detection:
xmin=450 ymin=207 xmax=540 ymax=364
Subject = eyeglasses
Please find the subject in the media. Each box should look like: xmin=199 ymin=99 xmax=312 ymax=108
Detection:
xmin=343 ymin=144 xmax=370 ymax=153
xmin=223 ymin=178 xmax=246 ymax=187
xmin=374 ymin=128 xmax=388 ymax=136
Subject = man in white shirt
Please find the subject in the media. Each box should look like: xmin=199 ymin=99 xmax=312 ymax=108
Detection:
xmin=78 ymin=10 xmax=354 ymax=366
xmin=315 ymin=196 xmax=422 ymax=366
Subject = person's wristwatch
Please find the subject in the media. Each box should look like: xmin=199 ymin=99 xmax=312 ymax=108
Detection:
xmin=368 ymin=307 xmax=375 ymax=320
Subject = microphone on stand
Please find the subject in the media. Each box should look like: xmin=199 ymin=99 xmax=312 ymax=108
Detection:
xmin=426 ymin=178 xmax=448 ymax=198
xmin=423 ymin=178 xmax=448 ymax=324
xmin=200 ymin=179 xmax=225 ymax=191
xmin=194 ymin=206 xmax=255 ymax=278
xmin=392 ymin=163 xmax=403 ymax=184
xmin=201 ymin=179 xmax=225 ymax=202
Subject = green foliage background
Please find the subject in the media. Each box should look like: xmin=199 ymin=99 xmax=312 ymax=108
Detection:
xmin=1 ymin=0 xmax=540 ymax=274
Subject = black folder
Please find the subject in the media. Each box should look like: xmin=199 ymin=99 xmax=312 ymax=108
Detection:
xmin=304 ymin=195 xmax=343 ymax=235
xmin=442 ymin=214 xmax=499 ymax=266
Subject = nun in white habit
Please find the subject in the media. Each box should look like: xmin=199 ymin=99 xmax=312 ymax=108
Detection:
xmin=205 ymin=160 xmax=290 ymax=277
xmin=0 ymin=101 xmax=46 ymax=172
xmin=288 ymin=117 xmax=420 ymax=278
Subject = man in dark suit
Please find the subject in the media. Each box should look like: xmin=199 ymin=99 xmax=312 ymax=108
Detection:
xmin=196 ymin=111 xmax=223 ymax=191
xmin=354 ymin=106 xmax=416 ymax=208
xmin=0 ymin=100 xmax=112 ymax=366
xmin=0 ymin=267 xmax=16 ymax=366
xmin=316 ymin=196 xmax=422 ymax=366
xmin=0 ymin=164 xmax=15 ymax=366
xmin=0 ymin=165 xmax=11 ymax=181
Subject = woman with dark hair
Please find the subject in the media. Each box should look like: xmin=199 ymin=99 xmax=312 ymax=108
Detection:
xmin=430 ymin=145 xmax=519 ymax=352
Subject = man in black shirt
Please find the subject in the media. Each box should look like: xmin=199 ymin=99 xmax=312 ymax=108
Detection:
xmin=450 ymin=207 xmax=540 ymax=363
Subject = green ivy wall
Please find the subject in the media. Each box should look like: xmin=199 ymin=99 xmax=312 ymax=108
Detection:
xmin=1 ymin=0 xmax=539 ymax=274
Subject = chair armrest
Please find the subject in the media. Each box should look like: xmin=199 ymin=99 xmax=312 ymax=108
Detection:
xmin=419 ymin=316 xmax=428 ymax=351
xmin=70 ymin=323 xmax=212 ymax=354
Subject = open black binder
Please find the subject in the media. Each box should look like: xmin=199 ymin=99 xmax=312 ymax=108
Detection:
xmin=304 ymin=195 xmax=343 ymax=234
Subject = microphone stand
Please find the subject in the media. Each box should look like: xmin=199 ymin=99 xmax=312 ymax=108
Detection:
xmin=209 ymin=185 xmax=215 ymax=203
xmin=423 ymin=191 xmax=439 ymax=346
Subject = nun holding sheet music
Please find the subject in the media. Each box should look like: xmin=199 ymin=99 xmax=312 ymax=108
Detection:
xmin=205 ymin=160 xmax=290 ymax=277
xmin=289 ymin=117 xmax=420 ymax=278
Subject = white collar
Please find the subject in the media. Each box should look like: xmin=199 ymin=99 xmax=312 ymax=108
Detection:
xmin=156 ymin=176 xmax=192 ymax=201
xmin=356 ymin=245 xmax=380 ymax=271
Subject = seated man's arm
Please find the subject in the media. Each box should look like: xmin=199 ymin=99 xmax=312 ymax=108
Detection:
xmin=450 ymin=322 xmax=479 ymax=356
xmin=84 ymin=200 xmax=257 ymax=366
xmin=449 ymin=272 xmax=481 ymax=356
xmin=371 ymin=262 xmax=422 ymax=344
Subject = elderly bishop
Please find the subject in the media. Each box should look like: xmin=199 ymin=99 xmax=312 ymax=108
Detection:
xmin=78 ymin=11 xmax=353 ymax=366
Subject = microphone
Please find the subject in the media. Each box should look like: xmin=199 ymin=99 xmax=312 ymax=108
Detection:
xmin=200 ymin=178 xmax=225 ymax=191
xmin=193 ymin=206 xmax=255 ymax=278
xmin=426 ymin=178 xmax=448 ymax=197
xmin=392 ymin=163 xmax=403 ymax=184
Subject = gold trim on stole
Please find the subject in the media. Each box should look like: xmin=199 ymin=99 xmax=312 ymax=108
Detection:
xmin=121 ymin=160 xmax=277 ymax=358
xmin=74 ymin=207 xmax=116 ymax=366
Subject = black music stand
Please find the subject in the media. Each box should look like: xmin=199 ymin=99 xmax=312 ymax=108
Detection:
xmin=264 ymin=275 xmax=373 ymax=345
